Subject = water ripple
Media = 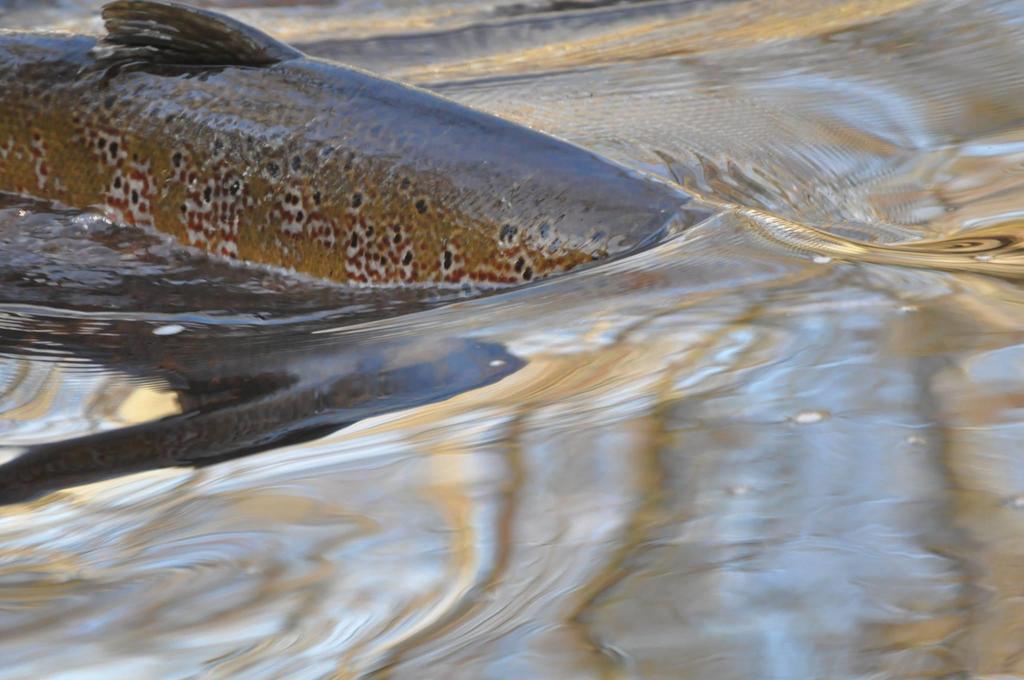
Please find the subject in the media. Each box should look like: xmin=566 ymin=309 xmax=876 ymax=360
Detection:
xmin=5 ymin=0 xmax=1024 ymax=677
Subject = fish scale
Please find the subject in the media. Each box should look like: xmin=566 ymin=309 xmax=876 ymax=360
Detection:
xmin=0 ymin=0 xmax=702 ymax=287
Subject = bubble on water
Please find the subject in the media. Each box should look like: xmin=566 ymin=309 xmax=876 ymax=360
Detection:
xmin=792 ymin=410 xmax=828 ymax=424
xmin=973 ymin=254 xmax=993 ymax=262
xmin=727 ymin=484 xmax=750 ymax=496
xmin=489 ymin=359 xmax=507 ymax=367
xmin=70 ymin=213 xmax=112 ymax=231
xmin=812 ymin=255 xmax=832 ymax=264
xmin=906 ymin=434 xmax=926 ymax=445
xmin=1008 ymin=495 xmax=1024 ymax=509
xmin=153 ymin=324 xmax=186 ymax=336
xmin=899 ymin=304 xmax=918 ymax=313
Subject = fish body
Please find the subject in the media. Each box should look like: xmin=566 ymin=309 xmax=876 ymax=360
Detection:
xmin=0 ymin=1 xmax=701 ymax=286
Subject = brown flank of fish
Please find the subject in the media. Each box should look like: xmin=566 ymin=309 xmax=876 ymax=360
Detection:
xmin=0 ymin=0 xmax=695 ymax=286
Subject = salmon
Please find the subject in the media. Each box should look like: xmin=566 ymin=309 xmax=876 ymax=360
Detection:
xmin=0 ymin=0 xmax=702 ymax=286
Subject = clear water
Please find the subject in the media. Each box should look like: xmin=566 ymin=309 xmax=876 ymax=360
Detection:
xmin=4 ymin=0 xmax=1024 ymax=677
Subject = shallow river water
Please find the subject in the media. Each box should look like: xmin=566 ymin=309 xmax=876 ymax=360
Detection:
xmin=4 ymin=0 xmax=1024 ymax=677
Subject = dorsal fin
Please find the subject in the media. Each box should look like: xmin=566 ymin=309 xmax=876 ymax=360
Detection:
xmin=94 ymin=0 xmax=302 ymax=70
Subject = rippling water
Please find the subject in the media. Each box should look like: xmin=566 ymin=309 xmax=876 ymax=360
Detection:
xmin=5 ymin=0 xmax=1024 ymax=677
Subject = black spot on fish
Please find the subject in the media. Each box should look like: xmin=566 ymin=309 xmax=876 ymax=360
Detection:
xmin=108 ymin=142 xmax=118 ymax=158
xmin=379 ymin=254 xmax=386 ymax=264
xmin=403 ymin=250 xmax=413 ymax=265
xmin=291 ymin=155 xmax=302 ymax=172
xmin=131 ymin=189 xmax=139 ymax=204
xmin=313 ymin=191 xmax=321 ymax=205
xmin=514 ymin=257 xmax=525 ymax=273
xmin=132 ymin=153 xmax=138 ymax=162
xmin=267 ymin=161 xmax=280 ymax=178
xmin=523 ymin=266 xmax=533 ymax=281
xmin=296 ymin=211 xmax=304 ymax=222
xmin=539 ymin=223 xmax=550 ymax=239
xmin=400 ymin=177 xmax=411 ymax=190
xmin=443 ymin=250 xmax=453 ymax=270
xmin=203 ymin=186 xmax=212 ymax=203
xmin=180 ymin=203 xmax=187 ymax=213
xmin=393 ymin=232 xmax=402 ymax=244
xmin=351 ymin=193 xmax=362 ymax=209
xmin=172 ymin=151 xmax=182 ymax=167
xmin=366 ymin=226 xmax=374 ymax=237
xmin=104 ymin=95 xmax=115 ymax=109
xmin=213 ymin=138 xmax=224 ymax=155
xmin=349 ymin=232 xmax=359 ymax=249
xmin=229 ymin=181 xmax=240 ymax=195
xmin=415 ymin=199 xmax=427 ymax=214
xmin=500 ymin=224 xmax=517 ymax=243
xmin=113 ymin=176 xmax=122 ymax=189
xmin=97 ymin=138 xmax=106 ymax=150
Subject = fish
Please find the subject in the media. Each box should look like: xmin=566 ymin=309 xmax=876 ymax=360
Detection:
xmin=0 ymin=0 xmax=704 ymax=287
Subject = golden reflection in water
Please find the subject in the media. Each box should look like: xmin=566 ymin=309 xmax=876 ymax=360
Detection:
xmin=690 ymin=191 xmax=1024 ymax=281
xmin=0 ymin=360 xmax=177 ymax=443
xmin=395 ymin=0 xmax=927 ymax=82
xmin=0 ymin=361 xmax=58 ymax=423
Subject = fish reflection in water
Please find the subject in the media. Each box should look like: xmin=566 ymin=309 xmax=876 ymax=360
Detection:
xmin=0 ymin=325 xmax=522 ymax=504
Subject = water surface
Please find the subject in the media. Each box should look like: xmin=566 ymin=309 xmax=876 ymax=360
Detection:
xmin=4 ymin=0 xmax=1024 ymax=677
